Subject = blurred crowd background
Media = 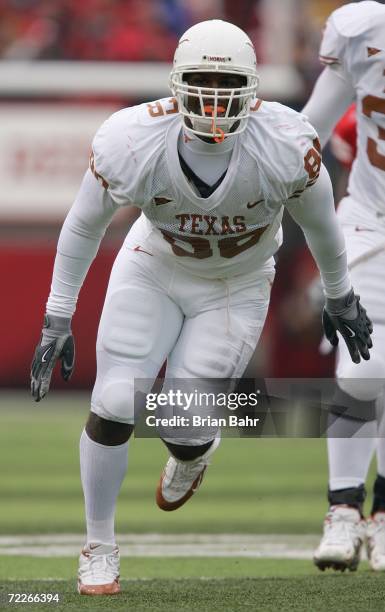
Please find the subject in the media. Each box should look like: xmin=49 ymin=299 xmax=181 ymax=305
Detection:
xmin=1 ymin=0 xmax=356 ymax=390
xmin=0 ymin=0 xmax=345 ymax=81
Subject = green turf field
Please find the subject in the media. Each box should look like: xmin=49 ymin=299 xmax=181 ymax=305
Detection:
xmin=0 ymin=391 xmax=339 ymax=534
xmin=0 ymin=392 xmax=381 ymax=611
xmin=0 ymin=563 xmax=384 ymax=612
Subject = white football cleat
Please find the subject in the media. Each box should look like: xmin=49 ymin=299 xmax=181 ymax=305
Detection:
xmin=156 ymin=437 xmax=220 ymax=511
xmin=367 ymin=512 xmax=385 ymax=571
xmin=314 ymin=506 xmax=366 ymax=572
xmin=78 ymin=543 xmax=120 ymax=595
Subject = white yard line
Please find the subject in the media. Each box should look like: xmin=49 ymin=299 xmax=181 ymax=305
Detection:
xmin=0 ymin=534 xmax=324 ymax=559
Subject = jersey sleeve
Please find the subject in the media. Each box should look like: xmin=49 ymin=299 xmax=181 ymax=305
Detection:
xmin=319 ymin=1 xmax=380 ymax=67
xmin=46 ymin=169 xmax=120 ymax=317
xmin=248 ymin=103 xmax=323 ymax=202
xmin=286 ymin=115 xmax=322 ymax=201
xmin=319 ymin=14 xmax=346 ymax=67
xmin=286 ymin=164 xmax=351 ymax=299
xmin=90 ymin=107 xmax=144 ymax=207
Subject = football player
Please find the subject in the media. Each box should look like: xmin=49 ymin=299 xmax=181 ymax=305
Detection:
xmin=302 ymin=0 xmax=385 ymax=572
xmin=31 ymin=20 xmax=372 ymax=594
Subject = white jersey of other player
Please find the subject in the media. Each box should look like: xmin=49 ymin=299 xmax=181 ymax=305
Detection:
xmin=320 ymin=1 xmax=385 ymax=219
xmin=90 ymin=97 xmax=321 ymax=279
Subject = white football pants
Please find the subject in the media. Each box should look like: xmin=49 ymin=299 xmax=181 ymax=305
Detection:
xmin=91 ymin=243 xmax=275 ymax=443
xmin=329 ymin=196 xmax=385 ymax=490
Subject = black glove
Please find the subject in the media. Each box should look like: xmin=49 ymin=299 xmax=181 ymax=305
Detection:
xmin=31 ymin=314 xmax=75 ymax=401
xmin=323 ymin=288 xmax=373 ymax=364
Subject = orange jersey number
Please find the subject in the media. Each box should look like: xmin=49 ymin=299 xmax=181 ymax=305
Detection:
xmin=147 ymin=98 xmax=178 ymax=118
xmin=160 ymin=226 xmax=268 ymax=260
xmin=304 ymin=138 xmax=322 ymax=186
xmin=362 ymin=94 xmax=385 ymax=172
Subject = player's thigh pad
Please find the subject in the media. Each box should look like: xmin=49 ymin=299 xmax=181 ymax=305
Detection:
xmin=349 ymin=247 xmax=385 ymax=323
xmin=91 ymin=249 xmax=184 ymax=423
xmin=335 ymin=226 xmax=385 ymax=402
xmin=339 ymin=210 xmax=385 ymax=323
xmin=336 ymin=323 xmax=385 ymax=403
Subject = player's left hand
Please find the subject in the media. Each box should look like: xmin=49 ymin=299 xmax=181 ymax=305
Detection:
xmin=31 ymin=314 xmax=75 ymax=401
xmin=323 ymin=288 xmax=373 ymax=364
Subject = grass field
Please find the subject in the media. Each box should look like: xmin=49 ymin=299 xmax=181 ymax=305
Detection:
xmin=0 ymin=391 xmax=381 ymax=611
xmin=1 ymin=568 xmax=385 ymax=612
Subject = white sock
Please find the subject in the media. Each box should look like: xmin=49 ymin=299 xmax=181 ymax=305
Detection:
xmin=80 ymin=429 xmax=128 ymax=545
xmin=328 ymin=427 xmax=376 ymax=491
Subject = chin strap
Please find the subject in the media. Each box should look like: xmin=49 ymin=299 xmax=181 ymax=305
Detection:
xmin=203 ymin=104 xmax=226 ymax=143
xmin=213 ymin=124 xmax=225 ymax=143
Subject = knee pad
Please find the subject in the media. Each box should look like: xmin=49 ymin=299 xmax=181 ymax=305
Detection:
xmin=337 ymin=351 xmax=385 ymax=402
xmin=96 ymin=379 xmax=135 ymax=424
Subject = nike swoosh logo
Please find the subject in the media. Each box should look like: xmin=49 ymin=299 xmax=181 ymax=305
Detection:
xmin=344 ymin=324 xmax=356 ymax=338
xmin=355 ymin=227 xmax=375 ymax=232
xmin=247 ymin=199 xmax=264 ymax=209
xmin=41 ymin=346 xmax=52 ymax=363
xmin=134 ymin=246 xmax=153 ymax=256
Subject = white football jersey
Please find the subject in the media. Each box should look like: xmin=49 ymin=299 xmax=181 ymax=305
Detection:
xmin=320 ymin=1 xmax=385 ymax=218
xmin=91 ymin=97 xmax=320 ymax=278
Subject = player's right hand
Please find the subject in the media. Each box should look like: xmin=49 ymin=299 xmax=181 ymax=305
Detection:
xmin=31 ymin=314 xmax=75 ymax=402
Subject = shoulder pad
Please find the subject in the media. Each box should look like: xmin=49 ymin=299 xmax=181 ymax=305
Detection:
xmin=320 ymin=1 xmax=385 ymax=65
xmin=247 ymin=102 xmax=321 ymax=195
xmin=330 ymin=1 xmax=385 ymax=37
xmin=90 ymin=99 xmax=179 ymax=205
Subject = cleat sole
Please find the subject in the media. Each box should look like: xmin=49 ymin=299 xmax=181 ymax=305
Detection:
xmin=314 ymin=557 xmax=359 ymax=572
xmin=156 ymin=468 xmax=206 ymax=511
xmin=78 ymin=579 xmax=120 ymax=596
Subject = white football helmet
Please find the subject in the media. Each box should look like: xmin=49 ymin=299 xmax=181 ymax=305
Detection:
xmin=169 ymin=20 xmax=259 ymax=141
